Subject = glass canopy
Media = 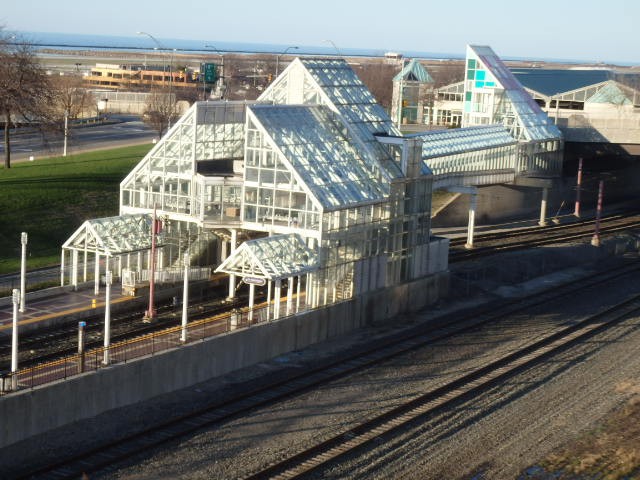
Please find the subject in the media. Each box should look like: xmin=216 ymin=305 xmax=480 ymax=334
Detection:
xmin=248 ymin=104 xmax=390 ymax=211
xmin=62 ymin=214 xmax=155 ymax=257
xmin=215 ymin=233 xmax=318 ymax=280
xmin=411 ymin=124 xmax=517 ymax=159
xmin=393 ymin=59 xmax=434 ymax=83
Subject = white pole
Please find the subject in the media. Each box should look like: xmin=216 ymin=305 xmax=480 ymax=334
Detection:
xmin=72 ymin=249 xmax=79 ymax=291
xmin=94 ymin=253 xmax=100 ymax=295
xmin=539 ymin=187 xmax=549 ymax=227
xmin=63 ymin=110 xmax=69 ymax=157
xmin=286 ymin=277 xmax=293 ymax=316
xmin=274 ymin=279 xmax=282 ymax=320
xmin=20 ymin=232 xmax=27 ymax=312
xmin=266 ymin=280 xmax=272 ymax=320
xmin=248 ymin=283 xmax=255 ymax=322
xmin=465 ymin=192 xmax=477 ymax=249
xmin=103 ymin=269 xmax=112 ymax=365
xmin=60 ymin=250 xmax=65 ymax=286
xmin=11 ymin=289 xmax=20 ymax=390
xmin=228 ymin=229 xmax=237 ymax=299
xmin=180 ymin=253 xmax=190 ymax=342
xmin=296 ymin=275 xmax=301 ymax=312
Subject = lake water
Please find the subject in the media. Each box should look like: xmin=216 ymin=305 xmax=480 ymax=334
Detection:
xmin=12 ymin=30 xmax=463 ymax=60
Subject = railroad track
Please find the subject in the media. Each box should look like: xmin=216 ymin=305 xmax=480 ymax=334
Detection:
xmin=17 ymin=259 xmax=640 ymax=480
xmin=450 ymin=214 xmax=640 ymax=262
xmin=247 ymin=291 xmax=640 ymax=479
xmin=448 ymin=212 xmax=633 ymax=248
xmin=0 ymin=290 xmax=252 ymax=369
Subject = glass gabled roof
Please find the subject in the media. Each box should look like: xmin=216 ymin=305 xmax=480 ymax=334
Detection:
xmin=249 ymin=104 xmax=390 ymax=211
xmin=393 ymin=59 xmax=434 ymax=83
xmin=410 ymin=124 xmax=516 ymax=159
xmin=215 ymin=233 xmax=318 ymax=280
xmin=62 ymin=214 xmax=155 ymax=256
xmin=467 ymin=45 xmax=562 ymax=142
xmin=588 ymin=81 xmax=633 ymax=104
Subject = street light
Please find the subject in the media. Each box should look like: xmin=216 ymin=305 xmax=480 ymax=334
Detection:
xmin=205 ymin=44 xmax=225 ymax=97
xmin=275 ymin=46 xmax=299 ymax=77
xmin=137 ymin=31 xmax=168 ymax=81
xmin=323 ymin=39 xmax=343 ymax=57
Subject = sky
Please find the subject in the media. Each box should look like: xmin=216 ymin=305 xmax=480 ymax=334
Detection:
xmin=2 ymin=0 xmax=639 ymax=64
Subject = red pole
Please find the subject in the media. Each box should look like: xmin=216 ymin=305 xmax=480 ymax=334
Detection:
xmin=145 ymin=204 xmax=157 ymax=321
xmin=574 ymin=157 xmax=583 ymax=217
xmin=591 ymin=180 xmax=604 ymax=247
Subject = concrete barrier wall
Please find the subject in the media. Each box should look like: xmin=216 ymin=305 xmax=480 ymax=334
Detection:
xmin=0 ymin=268 xmax=449 ymax=448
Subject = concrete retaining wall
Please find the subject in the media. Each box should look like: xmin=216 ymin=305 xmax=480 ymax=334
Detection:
xmin=0 ymin=270 xmax=449 ymax=448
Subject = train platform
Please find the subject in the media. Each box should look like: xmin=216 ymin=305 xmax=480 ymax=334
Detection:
xmin=0 ymin=285 xmax=135 ymax=335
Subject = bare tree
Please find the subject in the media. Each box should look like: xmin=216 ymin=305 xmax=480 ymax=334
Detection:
xmin=143 ymin=86 xmax=178 ymax=137
xmin=51 ymin=73 xmax=90 ymax=120
xmin=0 ymin=31 xmax=58 ymax=168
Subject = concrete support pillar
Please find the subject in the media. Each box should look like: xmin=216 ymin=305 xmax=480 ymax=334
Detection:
xmin=274 ymin=279 xmax=282 ymax=320
xmin=465 ymin=192 xmax=478 ymax=250
xmin=539 ymin=187 xmax=549 ymax=226
xmin=71 ymin=249 xmax=79 ymax=290
xmin=221 ymin=238 xmax=228 ymax=262
xmin=94 ymin=253 xmax=100 ymax=295
xmin=137 ymin=251 xmax=142 ymax=272
xmin=228 ymin=229 xmax=238 ymax=299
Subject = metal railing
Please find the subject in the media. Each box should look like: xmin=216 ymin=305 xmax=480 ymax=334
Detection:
xmin=0 ymin=295 xmax=310 ymax=395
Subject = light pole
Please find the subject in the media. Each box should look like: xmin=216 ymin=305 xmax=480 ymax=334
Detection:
xmin=63 ymin=110 xmax=69 ymax=157
xmin=11 ymin=289 xmax=20 ymax=390
xmin=180 ymin=252 xmax=190 ymax=342
xmin=323 ymin=39 xmax=343 ymax=57
xmin=205 ymin=44 xmax=224 ymax=98
xmin=137 ymin=31 xmax=168 ymax=85
xmin=103 ymin=270 xmax=112 ymax=365
xmin=276 ymin=46 xmax=299 ymax=77
xmin=20 ymin=232 xmax=27 ymax=312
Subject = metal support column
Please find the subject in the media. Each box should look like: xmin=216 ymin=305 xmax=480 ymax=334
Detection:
xmin=296 ymin=275 xmax=301 ymax=312
xmin=20 ymin=232 xmax=27 ymax=312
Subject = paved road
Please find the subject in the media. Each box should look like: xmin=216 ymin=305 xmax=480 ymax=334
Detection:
xmin=1 ymin=115 xmax=157 ymax=162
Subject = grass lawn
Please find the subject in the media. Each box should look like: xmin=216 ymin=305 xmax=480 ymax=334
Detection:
xmin=0 ymin=144 xmax=152 ymax=274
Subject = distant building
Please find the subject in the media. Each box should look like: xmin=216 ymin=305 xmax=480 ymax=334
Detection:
xmin=85 ymin=63 xmax=204 ymax=91
xmin=392 ymin=57 xmax=640 ymax=145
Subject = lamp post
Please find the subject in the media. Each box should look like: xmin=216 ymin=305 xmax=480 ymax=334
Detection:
xmin=11 ymin=289 xmax=20 ymax=390
xmin=323 ymin=39 xmax=343 ymax=57
xmin=103 ymin=270 xmax=112 ymax=365
xmin=63 ymin=109 xmax=69 ymax=157
xmin=275 ymin=46 xmax=299 ymax=77
xmin=205 ymin=44 xmax=224 ymax=98
xmin=137 ymin=31 xmax=168 ymax=85
xmin=180 ymin=252 xmax=190 ymax=342
xmin=20 ymin=232 xmax=27 ymax=312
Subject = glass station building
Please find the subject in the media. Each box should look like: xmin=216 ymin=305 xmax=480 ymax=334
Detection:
xmin=62 ymin=45 xmax=561 ymax=314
